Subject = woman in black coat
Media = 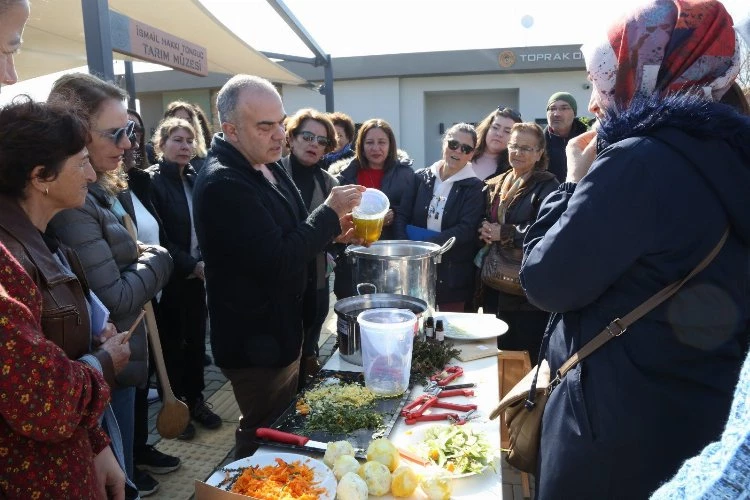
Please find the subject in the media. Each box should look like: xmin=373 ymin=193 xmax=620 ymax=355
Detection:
xmin=395 ymin=123 xmax=485 ymax=311
xmin=328 ymin=118 xmax=416 ymax=299
xmin=148 ymin=117 xmax=221 ymax=439
xmin=479 ymin=122 xmax=557 ymax=362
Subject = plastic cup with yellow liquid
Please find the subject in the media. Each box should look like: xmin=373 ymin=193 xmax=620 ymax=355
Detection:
xmin=352 ymin=188 xmax=390 ymax=245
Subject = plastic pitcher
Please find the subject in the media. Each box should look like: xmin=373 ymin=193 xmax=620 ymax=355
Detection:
xmin=352 ymin=188 xmax=390 ymax=245
xmin=357 ymin=308 xmax=416 ymax=397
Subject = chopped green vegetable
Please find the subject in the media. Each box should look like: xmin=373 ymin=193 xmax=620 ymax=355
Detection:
xmin=412 ymin=425 xmax=494 ymax=475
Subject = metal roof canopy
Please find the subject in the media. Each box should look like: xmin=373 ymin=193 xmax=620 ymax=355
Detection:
xmin=263 ymin=0 xmax=334 ymax=111
xmin=19 ymin=0 xmax=305 ymax=85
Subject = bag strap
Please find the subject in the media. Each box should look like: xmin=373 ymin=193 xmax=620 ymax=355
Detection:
xmin=552 ymin=227 xmax=729 ymax=386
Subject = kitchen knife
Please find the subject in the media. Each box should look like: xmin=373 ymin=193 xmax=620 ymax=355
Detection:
xmin=255 ymin=428 xmax=328 ymax=452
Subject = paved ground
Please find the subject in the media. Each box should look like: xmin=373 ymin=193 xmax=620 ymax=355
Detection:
xmin=143 ymin=285 xmax=533 ymax=499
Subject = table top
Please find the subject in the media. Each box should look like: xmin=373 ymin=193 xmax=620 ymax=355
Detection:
xmin=256 ymin=348 xmax=503 ymax=499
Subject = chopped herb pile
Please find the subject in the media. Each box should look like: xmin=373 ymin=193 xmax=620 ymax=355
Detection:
xmin=410 ymin=340 xmax=460 ymax=386
xmin=305 ymin=403 xmax=383 ymax=434
xmin=298 ymin=379 xmax=383 ymax=434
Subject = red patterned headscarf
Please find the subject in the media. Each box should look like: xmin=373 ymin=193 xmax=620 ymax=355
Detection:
xmin=582 ymin=0 xmax=740 ymax=112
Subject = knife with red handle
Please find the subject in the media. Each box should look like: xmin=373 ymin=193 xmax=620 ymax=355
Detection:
xmin=255 ymin=428 xmax=328 ymax=452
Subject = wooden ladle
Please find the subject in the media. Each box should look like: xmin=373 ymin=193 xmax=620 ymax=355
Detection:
xmin=123 ymin=215 xmax=190 ymax=439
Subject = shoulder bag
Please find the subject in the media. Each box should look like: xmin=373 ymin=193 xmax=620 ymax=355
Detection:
xmin=490 ymin=228 xmax=729 ymax=474
xmin=481 ymin=243 xmax=524 ymax=295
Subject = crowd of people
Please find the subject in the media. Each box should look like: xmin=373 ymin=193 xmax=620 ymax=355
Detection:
xmin=1 ymin=0 xmax=750 ymax=498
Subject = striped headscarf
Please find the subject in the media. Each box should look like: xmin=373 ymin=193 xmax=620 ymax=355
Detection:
xmin=582 ymin=0 xmax=740 ymax=113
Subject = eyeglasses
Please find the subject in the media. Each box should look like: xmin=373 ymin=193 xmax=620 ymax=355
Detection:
xmin=497 ymin=106 xmax=522 ymax=122
xmin=507 ymin=143 xmax=540 ymax=154
xmin=447 ymin=139 xmax=475 ymax=155
xmin=297 ymin=130 xmax=330 ymax=147
xmin=94 ymin=120 xmax=136 ymax=145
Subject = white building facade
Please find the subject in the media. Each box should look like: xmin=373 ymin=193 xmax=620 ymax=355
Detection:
xmin=134 ymin=44 xmax=591 ymax=168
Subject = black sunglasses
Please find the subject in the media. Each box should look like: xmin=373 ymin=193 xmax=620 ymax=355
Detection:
xmin=497 ymin=106 xmax=522 ymax=122
xmin=447 ymin=139 xmax=475 ymax=155
xmin=94 ymin=120 xmax=136 ymax=144
xmin=297 ymin=130 xmax=330 ymax=147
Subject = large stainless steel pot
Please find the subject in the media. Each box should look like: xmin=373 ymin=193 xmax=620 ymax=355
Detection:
xmin=345 ymin=238 xmax=455 ymax=314
xmin=334 ymin=293 xmax=428 ymax=365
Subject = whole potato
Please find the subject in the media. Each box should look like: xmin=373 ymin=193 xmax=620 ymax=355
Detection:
xmin=336 ymin=471 xmax=368 ymax=500
xmin=391 ymin=465 xmax=419 ymax=497
xmin=357 ymin=460 xmax=391 ymax=496
xmin=333 ymin=454 xmax=361 ymax=481
xmin=323 ymin=440 xmax=355 ymax=467
xmin=366 ymin=437 xmax=399 ymax=472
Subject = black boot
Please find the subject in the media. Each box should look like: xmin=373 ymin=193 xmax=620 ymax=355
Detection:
xmin=234 ymin=425 xmax=259 ymax=459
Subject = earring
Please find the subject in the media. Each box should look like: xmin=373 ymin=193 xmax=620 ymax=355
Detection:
xmin=44 ymin=187 xmax=49 ymax=196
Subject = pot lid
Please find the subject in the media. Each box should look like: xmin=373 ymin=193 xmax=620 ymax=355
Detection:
xmin=346 ymin=239 xmax=443 ymax=260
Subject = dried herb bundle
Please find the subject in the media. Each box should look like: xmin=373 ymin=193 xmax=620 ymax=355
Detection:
xmin=410 ymin=341 xmax=460 ymax=386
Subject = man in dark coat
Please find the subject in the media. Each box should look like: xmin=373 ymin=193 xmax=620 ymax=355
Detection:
xmin=192 ymin=75 xmax=363 ymax=459
xmin=543 ymin=91 xmax=588 ymax=182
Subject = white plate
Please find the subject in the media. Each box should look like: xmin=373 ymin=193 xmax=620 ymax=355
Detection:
xmin=205 ymin=452 xmax=336 ymax=499
xmin=402 ymin=424 xmax=495 ymax=478
xmin=436 ymin=312 xmax=508 ymax=340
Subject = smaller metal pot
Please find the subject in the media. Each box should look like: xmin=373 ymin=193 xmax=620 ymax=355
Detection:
xmin=334 ymin=293 xmax=428 ymax=366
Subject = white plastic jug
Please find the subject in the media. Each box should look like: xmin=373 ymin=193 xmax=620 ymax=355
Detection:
xmin=357 ymin=308 xmax=416 ymax=397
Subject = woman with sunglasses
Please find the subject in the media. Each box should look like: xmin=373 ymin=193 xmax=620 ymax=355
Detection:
xmin=471 ymin=107 xmax=523 ymax=181
xmin=329 ymin=118 xmax=415 ymax=299
xmin=478 ymin=122 xmax=557 ymax=361
xmin=395 ymin=123 xmax=485 ymax=312
xmin=47 ymin=72 xmax=173 ymax=485
xmin=281 ymin=108 xmax=339 ymax=386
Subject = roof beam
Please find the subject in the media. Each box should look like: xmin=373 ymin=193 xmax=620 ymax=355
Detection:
xmin=263 ymin=0 xmax=334 ymax=111
xmin=265 ymin=0 xmax=327 ymax=66
xmin=81 ymin=0 xmax=115 ymax=81
xmin=261 ymin=51 xmax=317 ymax=66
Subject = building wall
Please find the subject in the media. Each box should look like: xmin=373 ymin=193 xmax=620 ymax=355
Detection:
xmin=281 ymin=70 xmax=591 ymax=168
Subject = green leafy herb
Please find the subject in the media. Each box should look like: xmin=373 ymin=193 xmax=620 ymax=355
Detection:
xmin=410 ymin=340 xmax=460 ymax=386
xmin=304 ymin=403 xmax=383 ymax=434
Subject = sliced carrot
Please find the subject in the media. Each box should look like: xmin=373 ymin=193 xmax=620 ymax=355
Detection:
xmin=230 ymin=458 xmax=326 ymax=499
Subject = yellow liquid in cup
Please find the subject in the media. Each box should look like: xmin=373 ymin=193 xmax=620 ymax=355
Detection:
xmin=352 ymin=215 xmax=385 ymax=245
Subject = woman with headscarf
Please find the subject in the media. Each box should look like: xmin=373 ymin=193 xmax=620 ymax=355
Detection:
xmin=521 ymin=1 xmax=750 ymax=497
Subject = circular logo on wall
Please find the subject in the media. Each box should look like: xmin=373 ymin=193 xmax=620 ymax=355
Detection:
xmin=498 ymin=50 xmax=516 ymax=68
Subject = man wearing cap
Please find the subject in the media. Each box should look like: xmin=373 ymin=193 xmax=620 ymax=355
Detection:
xmin=544 ymin=91 xmax=589 ymax=182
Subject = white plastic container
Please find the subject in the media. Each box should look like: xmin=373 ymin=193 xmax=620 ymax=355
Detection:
xmin=357 ymin=308 xmax=416 ymax=397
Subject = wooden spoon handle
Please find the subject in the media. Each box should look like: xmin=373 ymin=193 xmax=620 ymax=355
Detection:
xmin=143 ymin=301 xmax=179 ymax=404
